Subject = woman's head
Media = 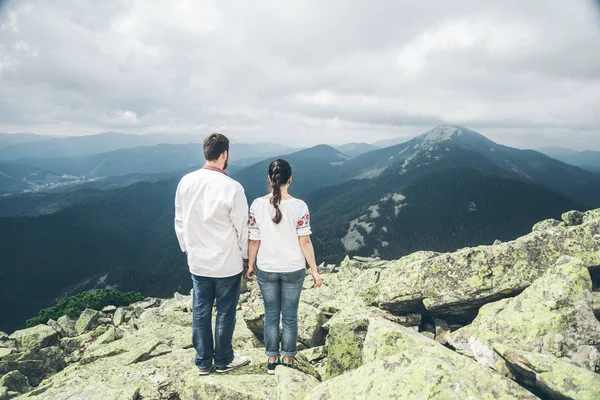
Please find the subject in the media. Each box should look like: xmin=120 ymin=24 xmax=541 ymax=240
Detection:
xmin=268 ymin=159 xmax=292 ymax=224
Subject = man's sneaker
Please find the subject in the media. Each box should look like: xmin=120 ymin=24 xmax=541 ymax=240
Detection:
xmin=267 ymin=356 xmax=280 ymax=375
xmin=215 ymin=353 xmax=251 ymax=373
xmin=198 ymin=365 xmax=213 ymax=375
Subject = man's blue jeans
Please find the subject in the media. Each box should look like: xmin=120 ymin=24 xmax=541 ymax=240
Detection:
xmin=191 ymin=273 xmax=241 ymax=370
xmin=257 ymin=268 xmax=306 ymax=357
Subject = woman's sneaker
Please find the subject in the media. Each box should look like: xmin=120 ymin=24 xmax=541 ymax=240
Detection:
xmin=267 ymin=356 xmax=280 ymax=375
xmin=215 ymin=353 xmax=251 ymax=373
xmin=282 ymin=357 xmax=295 ymax=369
xmin=198 ymin=365 xmax=213 ymax=376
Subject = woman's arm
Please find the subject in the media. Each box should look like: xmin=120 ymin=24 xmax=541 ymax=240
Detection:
xmin=299 ymin=236 xmax=323 ymax=288
xmin=246 ymin=239 xmax=260 ymax=279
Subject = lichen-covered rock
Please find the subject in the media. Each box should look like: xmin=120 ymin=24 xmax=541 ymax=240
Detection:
xmin=297 ymin=303 xmax=326 ymax=348
xmin=495 ymin=344 xmax=600 ymax=400
xmin=364 ymin=216 xmax=600 ymax=318
xmin=322 ymin=308 xmax=371 ymax=379
xmin=0 ymin=346 xmax=67 ymax=386
xmin=59 ymin=332 xmax=93 ymax=354
xmin=305 ymin=339 xmax=537 ymax=400
xmin=56 ymin=316 xmax=77 ymax=338
xmin=434 ymin=318 xmax=451 ymax=345
xmin=0 ymin=348 xmax=15 ymax=359
xmin=584 ymin=208 xmax=600 ymax=223
xmin=0 ymin=387 xmax=7 ymax=400
xmin=532 ymin=218 xmax=562 ymax=232
xmin=8 ymin=325 xmax=59 ymax=351
xmin=275 ymin=365 xmax=320 ymax=400
xmin=562 ymin=210 xmax=584 ymax=226
xmin=593 ymin=291 xmax=600 ymax=320
xmin=75 ymin=309 xmax=99 ymax=334
xmin=0 ymin=370 xmax=30 ymax=393
xmin=448 ymin=256 xmax=600 ymax=373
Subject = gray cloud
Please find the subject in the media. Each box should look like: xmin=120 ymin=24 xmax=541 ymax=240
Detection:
xmin=0 ymin=0 xmax=599 ymax=149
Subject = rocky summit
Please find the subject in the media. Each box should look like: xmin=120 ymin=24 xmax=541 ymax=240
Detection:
xmin=1 ymin=209 xmax=599 ymax=399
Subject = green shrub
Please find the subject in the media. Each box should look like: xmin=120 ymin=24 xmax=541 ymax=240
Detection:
xmin=26 ymin=289 xmax=145 ymax=327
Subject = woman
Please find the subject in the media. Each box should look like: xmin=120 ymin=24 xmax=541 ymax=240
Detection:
xmin=246 ymin=158 xmax=323 ymax=374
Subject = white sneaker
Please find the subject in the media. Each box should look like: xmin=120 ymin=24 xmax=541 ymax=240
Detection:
xmin=216 ymin=353 xmax=251 ymax=373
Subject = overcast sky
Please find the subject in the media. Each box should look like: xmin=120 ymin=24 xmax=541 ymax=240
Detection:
xmin=0 ymin=0 xmax=599 ymax=149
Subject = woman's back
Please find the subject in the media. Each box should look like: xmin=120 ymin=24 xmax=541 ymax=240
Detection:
xmin=249 ymin=197 xmax=311 ymax=273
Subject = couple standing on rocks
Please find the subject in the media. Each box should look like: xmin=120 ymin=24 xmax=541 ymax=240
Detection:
xmin=174 ymin=133 xmax=323 ymax=376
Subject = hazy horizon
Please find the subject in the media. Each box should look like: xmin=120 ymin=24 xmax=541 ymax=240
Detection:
xmin=1 ymin=1 xmax=599 ymax=150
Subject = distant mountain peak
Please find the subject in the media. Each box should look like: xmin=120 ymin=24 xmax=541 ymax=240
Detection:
xmin=409 ymin=125 xmax=495 ymax=153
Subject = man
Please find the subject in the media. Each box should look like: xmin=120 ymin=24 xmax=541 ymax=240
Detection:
xmin=175 ymin=133 xmax=251 ymax=375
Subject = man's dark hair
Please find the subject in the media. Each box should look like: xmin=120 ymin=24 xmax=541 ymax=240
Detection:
xmin=203 ymin=133 xmax=229 ymax=161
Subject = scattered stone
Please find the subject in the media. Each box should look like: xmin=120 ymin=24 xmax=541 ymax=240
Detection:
xmin=59 ymin=332 xmax=94 ymax=353
xmin=0 ymin=348 xmax=15 ymax=359
xmin=46 ymin=319 xmax=66 ymax=337
xmin=97 ymin=317 xmax=113 ymax=325
xmin=434 ymin=318 xmax=451 ymax=345
xmin=56 ymin=316 xmax=77 ymax=337
xmin=495 ymin=344 xmax=600 ymax=400
xmin=448 ymin=256 xmax=600 ymax=373
xmin=493 ymin=239 xmax=502 ymax=245
xmin=532 ymin=218 xmax=562 ymax=232
xmin=75 ymin=309 xmax=100 ymax=334
xmin=584 ymin=209 xmax=600 ymax=223
xmin=1 ymin=346 xmax=67 ymax=386
xmin=299 ymin=346 xmax=327 ymax=363
xmin=131 ymin=298 xmax=160 ymax=310
xmin=91 ymin=325 xmax=109 ymax=338
xmin=0 ymin=370 xmax=30 ymax=394
xmin=8 ymin=325 xmax=59 ymax=351
xmin=113 ymin=307 xmax=127 ymax=326
xmin=126 ymin=340 xmax=162 ymax=365
xmin=275 ymin=365 xmax=320 ymax=400
xmin=562 ymin=210 xmax=584 ymax=226
xmin=0 ymin=387 xmax=7 ymax=400
xmin=421 ymin=331 xmax=435 ymax=340
xmin=593 ymin=291 xmax=600 ymax=320
xmin=297 ymin=303 xmax=326 ymax=348
xmin=102 ymin=305 xmax=117 ymax=313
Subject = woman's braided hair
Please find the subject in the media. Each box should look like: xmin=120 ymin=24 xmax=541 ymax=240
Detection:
xmin=268 ymin=159 xmax=292 ymax=224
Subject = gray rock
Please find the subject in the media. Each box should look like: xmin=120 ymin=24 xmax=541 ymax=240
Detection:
xmin=56 ymin=316 xmax=77 ymax=337
xmin=495 ymin=344 xmax=600 ymax=400
xmin=0 ymin=348 xmax=15 ymax=360
xmin=0 ymin=370 xmax=30 ymax=393
xmin=562 ymin=210 xmax=584 ymax=226
xmin=130 ymin=298 xmax=160 ymax=310
xmin=8 ymin=325 xmax=59 ymax=350
xmin=112 ymin=307 xmax=127 ymax=326
xmin=0 ymin=346 xmax=66 ymax=386
xmin=46 ymin=319 xmax=66 ymax=337
xmin=532 ymin=218 xmax=562 ymax=232
xmin=434 ymin=318 xmax=451 ymax=345
xmin=0 ymin=387 xmax=7 ymax=400
xmin=448 ymin=256 xmax=600 ymax=374
xmin=275 ymin=365 xmax=320 ymax=400
xmin=102 ymin=305 xmax=117 ymax=313
xmin=97 ymin=317 xmax=113 ymax=325
xmin=364 ymin=215 xmax=600 ymax=319
xmin=593 ymin=291 xmax=600 ymax=320
xmin=75 ymin=309 xmax=100 ymax=334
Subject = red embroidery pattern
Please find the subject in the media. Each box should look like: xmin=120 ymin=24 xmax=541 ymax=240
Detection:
xmin=297 ymin=213 xmax=310 ymax=229
xmin=248 ymin=214 xmax=257 ymax=227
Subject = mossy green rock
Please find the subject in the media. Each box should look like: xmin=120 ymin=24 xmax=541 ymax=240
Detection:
xmin=365 ymin=214 xmax=600 ymax=318
xmin=448 ymin=256 xmax=600 ymax=373
xmin=8 ymin=325 xmax=58 ymax=351
xmin=305 ymin=345 xmax=537 ymax=399
xmin=275 ymin=365 xmax=320 ymax=400
xmin=0 ymin=370 xmax=30 ymax=393
xmin=531 ymin=218 xmax=561 ymax=232
xmin=75 ymin=309 xmax=99 ymax=334
xmin=322 ymin=308 xmax=371 ymax=379
xmin=495 ymin=344 xmax=600 ymax=400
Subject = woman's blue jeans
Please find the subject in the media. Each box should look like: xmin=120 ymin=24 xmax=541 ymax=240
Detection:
xmin=257 ymin=268 xmax=306 ymax=357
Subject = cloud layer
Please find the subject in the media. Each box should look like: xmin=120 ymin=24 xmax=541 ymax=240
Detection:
xmin=0 ymin=0 xmax=599 ymax=149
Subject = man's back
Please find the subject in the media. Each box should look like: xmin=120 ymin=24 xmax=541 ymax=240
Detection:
xmin=175 ymin=168 xmax=249 ymax=277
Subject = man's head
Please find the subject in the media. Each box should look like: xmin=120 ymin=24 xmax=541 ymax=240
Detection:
xmin=203 ymin=133 xmax=230 ymax=170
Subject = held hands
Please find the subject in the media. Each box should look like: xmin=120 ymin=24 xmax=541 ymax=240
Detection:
xmin=245 ymin=263 xmax=256 ymax=280
xmin=310 ymin=269 xmax=323 ymax=288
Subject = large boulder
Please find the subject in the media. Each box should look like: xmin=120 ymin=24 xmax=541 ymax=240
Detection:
xmin=364 ymin=215 xmax=600 ymax=318
xmin=448 ymin=256 xmax=600 ymax=373
xmin=275 ymin=365 xmax=320 ymax=400
xmin=0 ymin=346 xmax=66 ymax=386
xmin=8 ymin=325 xmax=59 ymax=351
xmin=0 ymin=370 xmax=30 ymax=394
xmin=562 ymin=210 xmax=584 ymax=226
xmin=495 ymin=344 xmax=600 ymax=400
xmin=531 ymin=218 xmax=562 ymax=232
xmin=305 ymin=334 xmax=537 ymax=399
xmin=75 ymin=309 xmax=99 ymax=334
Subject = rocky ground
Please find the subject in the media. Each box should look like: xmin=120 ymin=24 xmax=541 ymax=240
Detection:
xmin=1 ymin=208 xmax=599 ymax=399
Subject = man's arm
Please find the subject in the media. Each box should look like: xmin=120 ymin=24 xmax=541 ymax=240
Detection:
xmin=174 ymin=181 xmax=186 ymax=253
xmin=231 ymin=184 xmax=249 ymax=259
